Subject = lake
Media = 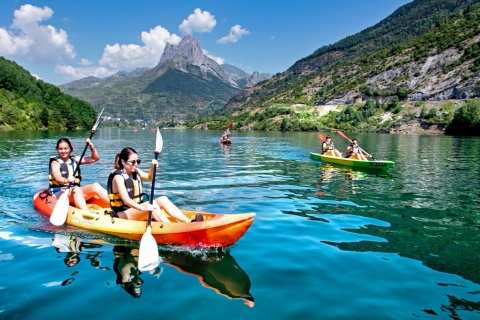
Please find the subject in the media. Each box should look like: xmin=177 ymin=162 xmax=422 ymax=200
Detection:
xmin=0 ymin=128 xmax=479 ymax=320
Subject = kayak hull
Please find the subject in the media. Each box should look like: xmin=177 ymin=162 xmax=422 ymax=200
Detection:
xmin=310 ymin=153 xmax=394 ymax=170
xmin=33 ymin=190 xmax=255 ymax=247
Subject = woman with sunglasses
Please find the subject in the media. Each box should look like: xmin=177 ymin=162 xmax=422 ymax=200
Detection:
xmin=49 ymin=138 xmax=109 ymax=210
xmin=345 ymin=139 xmax=368 ymax=160
xmin=107 ymin=147 xmax=192 ymax=223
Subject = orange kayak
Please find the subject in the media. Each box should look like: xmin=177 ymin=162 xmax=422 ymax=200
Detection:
xmin=32 ymin=190 xmax=255 ymax=247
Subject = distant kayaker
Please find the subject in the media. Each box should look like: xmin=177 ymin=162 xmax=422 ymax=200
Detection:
xmin=345 ymin=139 xmax=368 ymax=160
xmin=322 ymin=136 xmax=342 ymax=157
xmin=107 ymin=147 xmax=197 ymax=223
xmin=220 ymin=129 xmax=231 ymax=143
xmin=49 ymin=138 xmax=109 ymax=211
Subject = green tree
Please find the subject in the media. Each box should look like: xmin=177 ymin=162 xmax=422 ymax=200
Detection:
xmin=39 ymin=106 xmax=49 ymax=127
xmin=446 ymin=99 xmax=480 ymax=135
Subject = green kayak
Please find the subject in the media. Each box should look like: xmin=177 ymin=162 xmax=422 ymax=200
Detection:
xmin=310 ymin=153 xmax=395 ymax=171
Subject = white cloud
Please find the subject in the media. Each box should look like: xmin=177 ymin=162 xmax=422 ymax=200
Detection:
xmin=203 ymin=49 xmax=224 ymax=65
xmin=55 ymin=64 xmax=112 ymax=80
xmin=80 ymin=58 xmax=92 ymax=66
xmin=217 ymin=25 xmax=250 ymax=44
xmin=0 ymin=4 xmax=75 ymax=63
xmin=179 ymin=8 xmax=216 ymax=35
xmin=57 ymin=26 xmax=181 ymax=81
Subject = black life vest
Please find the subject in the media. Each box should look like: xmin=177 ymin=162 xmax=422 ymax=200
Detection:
xmin=48 ymin=156 xmax=81 ymax=189
xmin=107 ymin=169 xmax=146 ymax=213
xmin=322 ymin=142 xmax=334 ymax=154
xmin=346 ymin=144 xmax=360 ymax=158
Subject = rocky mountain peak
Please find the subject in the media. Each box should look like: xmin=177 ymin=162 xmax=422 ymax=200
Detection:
xmin=159 ymin=34 xmax=206 ymax=66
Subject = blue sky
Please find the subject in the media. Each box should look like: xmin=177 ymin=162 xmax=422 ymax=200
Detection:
xmin=1 ymin=0 xmax=412 ymax=85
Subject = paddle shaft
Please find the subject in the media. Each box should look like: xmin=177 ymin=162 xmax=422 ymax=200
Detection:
xmin=72 ymin=108 xmax=104 ymax=180
xmin=146 ymin=151 xmax=159 ymax=226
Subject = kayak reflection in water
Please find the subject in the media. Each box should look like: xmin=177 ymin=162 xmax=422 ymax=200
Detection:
xmin=51 ymin=236 xmax=253 ymax=305
xmin=112 ymin=246 xmax=162 ymax=299
xmin=161 ymin=249 xmax=255 ymax=307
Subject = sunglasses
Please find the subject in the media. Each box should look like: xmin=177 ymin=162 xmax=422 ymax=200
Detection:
xmin=126 ymin=159 xmax=141 ymax=165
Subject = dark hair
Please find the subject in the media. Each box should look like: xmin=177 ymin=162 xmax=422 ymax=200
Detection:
xmin=56 ymin=138 xmax=74 ymax=152
xmin=64 ymin=252 xmax=80 ymax=267
xmin=114 ymin=147 xmax=138 ymax=170
xmin=326 ymin=135 xmax=331 ymax=139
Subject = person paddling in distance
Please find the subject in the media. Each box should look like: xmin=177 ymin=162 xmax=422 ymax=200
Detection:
xmin=220 ymin=128 xmax=230 ymax=143
xmin=107 ymin=147 xmax=195 ymax=223
xmin=49 ymin=138 xmax=109 ymax=210
xmin=322 ymin=135 xmax=342 ymax=157
xmin=345 ymin=139 xmax=368 ymax=161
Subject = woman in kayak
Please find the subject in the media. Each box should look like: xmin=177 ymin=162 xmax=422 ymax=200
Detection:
xmin=107 ymin=147 xmax=197 ymax=223
xmin=345 ymin=139 xmax=368 ymax=160
xmin=49 ymin=138 xmax=109 ymax=210
xmin=322 ymin=136 xmax=342 ymax=157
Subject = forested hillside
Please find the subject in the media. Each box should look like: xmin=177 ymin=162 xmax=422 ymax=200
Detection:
xmin=190 ymin=0 xmax=480 ymax=135
xmin=0 ymin=57 xmax=98 ymax=130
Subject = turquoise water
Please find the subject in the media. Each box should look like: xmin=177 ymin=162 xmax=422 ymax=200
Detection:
xmin=0 ymin=129 xmax=479 ymax=319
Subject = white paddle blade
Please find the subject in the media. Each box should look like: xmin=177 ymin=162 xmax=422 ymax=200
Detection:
xmin=50 ymin=191 xmax=70 ymax=226
xmin=155 ymin=128 xmax=163 ymax=154
xmin=137 ymin=226 xmax=160 ymax=271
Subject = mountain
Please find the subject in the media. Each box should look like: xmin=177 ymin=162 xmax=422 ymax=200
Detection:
xmin=187 ymin=0 xmax=480 ymax=135
xmin=219 ymin=0 xmax=480 ymax=116
xmin=59 ymin=35 xmax=270 ymax=123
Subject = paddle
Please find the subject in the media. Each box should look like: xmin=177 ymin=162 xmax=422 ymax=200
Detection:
xmin=336 ymin=130 xmax=375 ymax=160
xmin=50 ymin=108 xmax=105 ymax=226
xmin=137 ymin=127 xmax=162 ymax=271
xmin=318 ymin=134 xmax=327 ymax=142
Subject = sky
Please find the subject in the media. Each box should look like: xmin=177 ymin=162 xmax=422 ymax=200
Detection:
xmin=1 ymin=0 xmax=412 ymax=86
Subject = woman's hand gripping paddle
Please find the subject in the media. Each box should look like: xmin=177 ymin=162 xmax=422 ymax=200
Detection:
xmin=336 ymin=130 xmax=375 ymax=160
xmin=138 ymin=127 xmax=162 ymax=271
xmin=50 ymin=108 xmax=104 ymax=226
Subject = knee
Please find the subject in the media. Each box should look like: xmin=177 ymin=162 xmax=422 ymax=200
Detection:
xmin=91 ymin=182 xmax=104 ymax=191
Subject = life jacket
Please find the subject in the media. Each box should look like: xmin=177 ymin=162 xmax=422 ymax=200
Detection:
xmin=107 ymin=169 xmax=147 ymax=213
xmin=48 ymin=156 xmax=81 ymax=189
xmin=346 ymin=144 xmax=360 ymax=158
xmin=322 ymin=142 xmax=334 ymax=154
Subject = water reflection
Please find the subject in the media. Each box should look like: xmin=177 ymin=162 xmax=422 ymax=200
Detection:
xmin=51 ymin=234 xmax=254 ymax=306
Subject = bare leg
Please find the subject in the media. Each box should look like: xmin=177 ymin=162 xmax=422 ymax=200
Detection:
xmin=81 ymin=183 xmax=109 ymax=203
xmin=155 ymin=196 xmax=190 ymax=223
xmin=70 ymin=186 xmax=89 ymax=210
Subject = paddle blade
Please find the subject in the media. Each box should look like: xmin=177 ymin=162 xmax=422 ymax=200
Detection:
xmin=137 ymin=226 xmax=160 ymax=271
xmin=228 ymin=123 xmax=233 ymax=129
xmin=155 ymin=128 xmax=163 ymax=154
xmin=336 ymin=130 xmax=352 ymax=142
xmin=50 ymin=191 xmax=69 ymax=226
xmin=318 ymin=134 xmax=327 ymax=142
xmin=92 ymin=108 xmax=105 ymax=131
